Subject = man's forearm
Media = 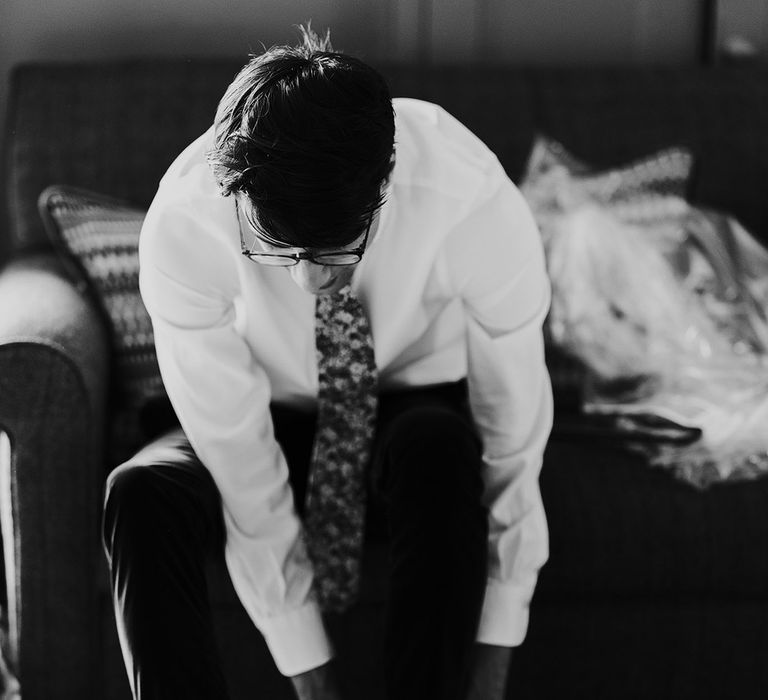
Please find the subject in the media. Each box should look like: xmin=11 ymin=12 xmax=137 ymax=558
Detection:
xmin=465 ymin=644 xmax=513 ymax=700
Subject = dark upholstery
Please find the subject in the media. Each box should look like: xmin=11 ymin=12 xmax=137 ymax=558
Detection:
xmin=2 ymin=60 xmax=768 ymax=699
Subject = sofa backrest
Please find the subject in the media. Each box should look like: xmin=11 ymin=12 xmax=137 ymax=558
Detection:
xmin=5 ymin=60 xmax=768 ymax=256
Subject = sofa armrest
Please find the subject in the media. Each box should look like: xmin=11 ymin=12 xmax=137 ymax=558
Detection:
xmin=0 ymin=254 xmax=109 ymax=396
xmin=0 ymin=253 xmax=111 ymax=699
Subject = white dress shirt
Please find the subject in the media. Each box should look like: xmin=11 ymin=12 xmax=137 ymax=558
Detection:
xmin=139 ymin=97 xmax=553 ymax=677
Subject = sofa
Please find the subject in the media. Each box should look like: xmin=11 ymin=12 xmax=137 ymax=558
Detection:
xmin=2 ymin=58 xmax=768 ymax=700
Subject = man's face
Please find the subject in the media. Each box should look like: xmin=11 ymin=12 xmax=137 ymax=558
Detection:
xmin=237 ymin=196 xmax=380 ymax=296
xmin=287 ymin=253 xmax=360 ymax=296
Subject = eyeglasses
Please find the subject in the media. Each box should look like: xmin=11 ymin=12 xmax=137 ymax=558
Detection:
xmin=236 ymin=198 xmax=373 ymax=267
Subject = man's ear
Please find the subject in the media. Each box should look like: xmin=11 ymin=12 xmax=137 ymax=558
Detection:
xmin=380 ymin=148 xmax=396 ymax=188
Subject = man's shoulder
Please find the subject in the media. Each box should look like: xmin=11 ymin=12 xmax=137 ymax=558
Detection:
xmin=156 ymin=126 xmax=219 ymax=204
xmin=144 ymin=127 xmax=228 ymax=237
xmin=141 ymin=126 xmax=233 ymax=262
xmin=391 ymin=98 xmax=504 ymax=202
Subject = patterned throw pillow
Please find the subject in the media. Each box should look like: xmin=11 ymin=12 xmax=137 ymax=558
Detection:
xmin=519 ymin=136 xmax=695 ymax=405
xmin=38 ymin=186 xmax=166 ymax=408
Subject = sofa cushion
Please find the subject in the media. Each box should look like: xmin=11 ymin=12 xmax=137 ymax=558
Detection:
xmin=537 ymin=435 xmax=768 ymax=599
xmin=10 ymin=65 xmax=768 ymax=259
xmin=8 ymin=61 xmax=241 ymax=255
xmin=527 ymin=67 xmax=768 ymax=245
xmin=38 ymin=186 xmax=165 ymax=409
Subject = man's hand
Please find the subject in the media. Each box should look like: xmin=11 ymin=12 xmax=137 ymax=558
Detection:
xmin=465 ymin=644 xmax=513 ymax=700
xmin=289 ymin=661 xmax=344 ymax=700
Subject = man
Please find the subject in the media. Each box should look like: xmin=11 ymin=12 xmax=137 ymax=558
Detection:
xmin=102 ymin=26 xmax=552 ymax=700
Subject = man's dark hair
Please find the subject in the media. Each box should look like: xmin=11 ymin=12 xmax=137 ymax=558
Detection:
xmin=207 ymin=25 xmax=395 ymax=248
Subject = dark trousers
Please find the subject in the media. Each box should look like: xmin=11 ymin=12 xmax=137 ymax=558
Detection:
xmin=102 ymin=382 xmax=489 ymax=700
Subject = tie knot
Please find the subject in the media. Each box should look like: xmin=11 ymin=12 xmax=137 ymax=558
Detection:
xmin=335 ymin=283 xmax=353 ymax=302
xmin=316 ymin=283 xmax=358 ymax=319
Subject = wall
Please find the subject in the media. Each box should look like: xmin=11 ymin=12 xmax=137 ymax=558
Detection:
xmin=0 ymin=0 xmax=712 ymax=252
xmin=411 ymin=0 xmax=702 ymax=65
xmin=713 ymin=0 xmax=768 ymax=60
xmin=0 ymin=0 xmax=706 ymax=72
xmin=0 ymin=0 xmax=706 ymax=130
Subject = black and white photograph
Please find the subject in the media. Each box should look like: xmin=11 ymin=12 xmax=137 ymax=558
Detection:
xmin=0 ymin=1 xmax=767 ymax=698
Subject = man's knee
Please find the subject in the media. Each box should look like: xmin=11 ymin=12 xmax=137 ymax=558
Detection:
xmin=102 ymin=462 xmax=167 ymax=554
xmin=388 ymin=404 xmax=477 ymax=450
xmin=381 ymin=405 xmax=483 ymax=501
xmin=103 ymin=440 xmax=224 ymax=559
xmin=104 ymin=461 xmax=159 ymax=513
xmin=378 ymin=405 xmax=488 ymax=568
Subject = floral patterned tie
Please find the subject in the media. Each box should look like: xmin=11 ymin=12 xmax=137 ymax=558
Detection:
xmin=304 ymin=283 xmax=378 ymax=612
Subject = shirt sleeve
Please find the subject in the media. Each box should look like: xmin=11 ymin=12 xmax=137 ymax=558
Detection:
xmin=440 ymin=169 xmax=553 ymax=647
xmin=138 ymin=197 xmax=333 ymax=676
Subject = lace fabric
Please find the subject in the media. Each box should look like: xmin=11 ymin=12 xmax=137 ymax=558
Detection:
xmin=533 ymin=190 xmax=768 ymax=488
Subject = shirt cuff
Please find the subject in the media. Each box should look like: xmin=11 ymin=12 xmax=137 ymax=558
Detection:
xmin=475 ymin=579 xmax=532 ymax=647
xmin=259 ymin=601 xmax=334 ymax=676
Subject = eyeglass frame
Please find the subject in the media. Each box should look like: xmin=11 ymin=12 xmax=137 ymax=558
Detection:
xmin=235 ymin=197 xmax=374 ymax=267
